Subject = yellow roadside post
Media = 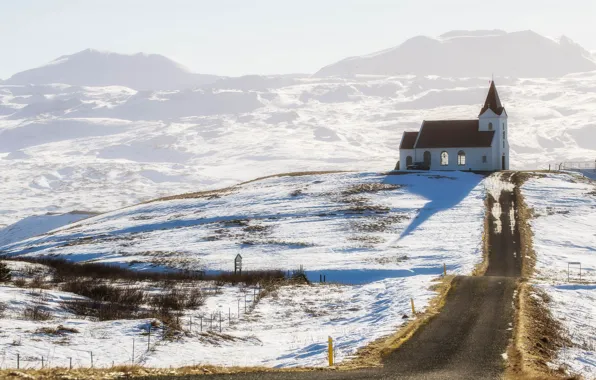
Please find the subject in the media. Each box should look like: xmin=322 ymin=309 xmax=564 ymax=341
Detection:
xmin=443 ymin=263 xmax=447 ymax=276
xmin=410 ymin=298 xmax=415 ymax=315
xmin=328 ymin=336 xmax=334 ymax=366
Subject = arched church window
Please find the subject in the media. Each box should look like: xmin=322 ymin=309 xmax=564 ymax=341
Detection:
xmin=423 ymin=151 xmax=431 ymax=166
xmin=406 ymin=156 xmax=413 ymax=168
xmin=488 ymin=122 xmax=493 ymax=131
xmin=458 ymin=151 xmax=466 ymax=166
xmin=441 ymin=151 xmax=449 ymax=166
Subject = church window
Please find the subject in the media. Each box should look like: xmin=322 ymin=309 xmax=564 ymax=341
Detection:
xmin=441 ymin=151 xmax=449 ymax=166
xmin=423 ymin=151 xmax=431 ymax=166
xmin=482 ymin=155 xmax=487 ymax=163
xmin=406 ymin=156 xmax=413 ymax=168
xmin=458 ymin=151 xmax=466 ymax=166
xmin=488 ymin=122 xmax=493 ymax=131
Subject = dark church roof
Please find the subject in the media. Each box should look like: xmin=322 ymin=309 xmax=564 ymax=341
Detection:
xmin=401 ymin=120 xmax=495 ymax=149
xmin=479 ymin=81 xmax=505 ymax=116
xmin=399 ymin=131 xmax=419 ymax=149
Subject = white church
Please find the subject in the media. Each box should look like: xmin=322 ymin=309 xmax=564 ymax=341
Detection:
xmin=399 ymin=81 xmax=509 ymax=171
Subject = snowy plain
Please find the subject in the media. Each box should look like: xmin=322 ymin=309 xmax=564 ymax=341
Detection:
xmin=0 ymin=171 xmax=488 ymax=369
xmin=522 ymin=172 xmax=596 ymax=378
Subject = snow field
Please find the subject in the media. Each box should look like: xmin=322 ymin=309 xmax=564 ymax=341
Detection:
xmin=0 ymin=171 xmax=487 ymax=368
xmin=522 ymin=172 xmax=596 ymax=378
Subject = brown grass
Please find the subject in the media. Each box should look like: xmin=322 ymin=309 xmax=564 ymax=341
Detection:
xmin=340 ymin=275 xmax=455 ymax=369
xmin=150 ymin=171 xmax=348 ymax=203
xmin=0 ymin=364 xmax=334 ymax=379
xmin=472 ymin=194 xmax=491 ymax=276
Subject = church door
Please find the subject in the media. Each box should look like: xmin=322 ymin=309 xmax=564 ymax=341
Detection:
xmin=423 ymin=151 xmax=431 ymax=167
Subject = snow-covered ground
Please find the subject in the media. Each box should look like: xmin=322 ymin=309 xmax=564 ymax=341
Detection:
xmin=1 ymin=172 xmax=486 ymax=276
xmin=1 ymin=72 xmax=596 ymax=228
xmin=0 ymin=212 xmax=96 ymax=247
xmin=0 ymin=171 xmax=488 ymax=368
xmin=522 ymin=172 xmax=596 ymax=378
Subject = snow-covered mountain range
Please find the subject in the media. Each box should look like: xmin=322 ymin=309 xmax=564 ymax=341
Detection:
xmin=0 ymin=30 xmax=595 ymax=229
xmin=2 ymin=49 xmax=219 ymax=90
xmin=316 ymin=30 xmax=596 ymax=77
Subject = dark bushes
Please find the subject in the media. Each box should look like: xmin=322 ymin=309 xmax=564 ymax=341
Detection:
xmin=8 ymin=257 xmax=286 ymax=285
xmin=0 ymin=261 xmax=11 ymax=282
xmin=61 ymin=279 xmax=145 ymax=305
xmin=149 ymin=288 xmax=205 ymax=311
xmin=22 ymin=305 xmax=52 ymax=321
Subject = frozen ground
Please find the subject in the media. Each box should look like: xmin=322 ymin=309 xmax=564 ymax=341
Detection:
xmin=1 ymin=72 xmax=596 ymax=228
xmin=522 ymin=172 xmax=596 ymax=378
xmin=0 ymin=171 xmax=488 ymax=368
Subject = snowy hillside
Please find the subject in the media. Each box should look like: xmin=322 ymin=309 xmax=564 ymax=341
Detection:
xmin=0 ymin=171 xmax=488 ymax=368
xmin=316 ymin=30 xmax=596 ymax=77
xmin=522 ymin=172 xmax=596 ymax=378
xmin=1 ymin=171 xmax=486 ymax=276
xmin=3 ymin=49 xmax=219 ymax=90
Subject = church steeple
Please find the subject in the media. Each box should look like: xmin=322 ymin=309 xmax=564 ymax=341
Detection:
xmin=479 ymin=81 xmax=505 ymax=116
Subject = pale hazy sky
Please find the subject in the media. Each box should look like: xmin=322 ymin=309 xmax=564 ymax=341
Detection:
xmin=1 ymin=0 xmax=594 ymax=78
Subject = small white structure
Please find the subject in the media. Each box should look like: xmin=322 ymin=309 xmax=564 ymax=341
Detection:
xmin=399 ymin=81 xmax=509 ymax=171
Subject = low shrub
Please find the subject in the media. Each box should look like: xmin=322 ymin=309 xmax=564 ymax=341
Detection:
xmin=22 ymin=305 xmax=52 ymax=321
xmin=0 ymin=262 xmax=11 ymax=282
xmin=61 ymin=279 xmax=145 ymax=306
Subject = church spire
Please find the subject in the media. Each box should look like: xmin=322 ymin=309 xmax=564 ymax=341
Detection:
xmin=479 ymin=80 xmax=505 ymax=116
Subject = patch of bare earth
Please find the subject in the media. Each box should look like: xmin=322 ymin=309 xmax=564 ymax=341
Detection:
xmin=506 ymin=172 xmax=577 ymax=380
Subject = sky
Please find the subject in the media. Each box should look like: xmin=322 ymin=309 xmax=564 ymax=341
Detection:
xmin=1 ymin=0 xmax=595 ymax=78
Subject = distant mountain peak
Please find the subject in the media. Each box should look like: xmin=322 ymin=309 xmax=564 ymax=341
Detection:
xmin=439 ymin=29 xmax=507 ymax=39
xmin=316 ymin=30 xmax=596 ymax=78
xmin=6 ymin=49 xmax=218 ymax=90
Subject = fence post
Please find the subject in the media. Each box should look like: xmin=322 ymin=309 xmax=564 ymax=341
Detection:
xmin=132 ymin=338 xmax=135 ymax=365
xmin=411 ymin=298 xmax=416 ymax=315
xmin=328 ymin=336 xmax=334 ymax=366
xmin=69 ymin=357 xmax=72 ymax=370
xmin=17 ymin=353 xmax=19 ymax=369
xmin=41 ymin=356 xmax=44 ymax=369
xmin=443 ymin=263 xmax=447 ymax=277
xmin=90 ymin=351 xmax=93 ymax=368
xmin=148 ymin=323 xmax=151 ymax=351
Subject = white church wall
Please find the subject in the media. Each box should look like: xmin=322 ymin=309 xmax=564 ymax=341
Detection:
xmin=399 ymin=149 xmax=415 ymax=169
xmin=411 ymin=147 xmax=494 ymax=171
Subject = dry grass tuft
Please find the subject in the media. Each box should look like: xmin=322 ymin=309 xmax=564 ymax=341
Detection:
xmin=35 ymin=325 xmax=79 ymax=336
xmin=341 ymin=183 xmax=401 ymax=195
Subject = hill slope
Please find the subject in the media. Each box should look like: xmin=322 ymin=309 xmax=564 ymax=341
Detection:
xmin=316 ymin=30 xmax=596 ymax=77
xmin=4 ymin=49 xmax=219 ymax=90
xmin=1 ymin=171 xmax=486 ymax=277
